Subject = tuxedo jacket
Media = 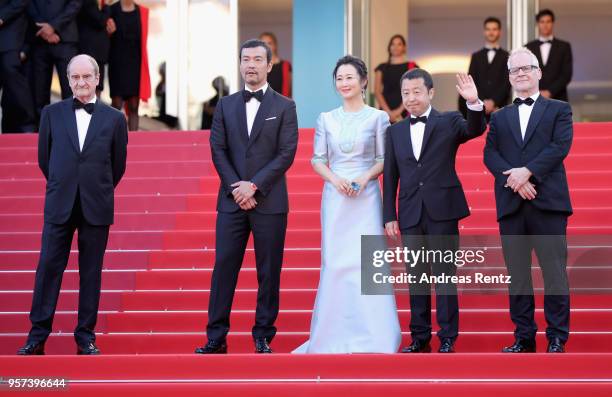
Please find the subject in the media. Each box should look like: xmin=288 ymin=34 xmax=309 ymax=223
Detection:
xmin=210 ymin=87 xmax=298 ymax=214
xmin=483 ymin=96 xmax=573 ymax=220
xmin=383 ymin=108 xmax=486 ymax=228
xmin=38 ymin=98 xmax=128 ymax=225
xmin=27 ymin=0 xmax=81 ymax=43
xmin=526 ymin=38 xmax=573 ymax=101
xmin=77 ymin=0 xmax=110 ymax=62
xmin=0 ymin=0 xmax=28 ymax=52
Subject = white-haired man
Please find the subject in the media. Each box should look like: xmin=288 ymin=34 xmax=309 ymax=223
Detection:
xmin=484 ymin=47 xmax=572 ymax=353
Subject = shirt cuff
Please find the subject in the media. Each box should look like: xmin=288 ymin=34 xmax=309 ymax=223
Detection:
xmin=466 ymin=99 xmax=484 ymax=112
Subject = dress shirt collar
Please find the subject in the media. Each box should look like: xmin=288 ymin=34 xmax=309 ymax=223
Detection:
xmin=244 ymin=83 xmax=268 ymax=94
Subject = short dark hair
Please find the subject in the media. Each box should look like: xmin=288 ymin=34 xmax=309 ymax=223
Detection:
xmin=536 ymin=9 xmax=555 ymax=22
xmin=239 ymin=39 xmax=272 ymax=64
xmin=484 ymin=16 xmax=502 ymax=28
xmin=333 ymin=55 xmax=368 ymax=90
xmin=400 ymin=68 xmax=433 ymax=91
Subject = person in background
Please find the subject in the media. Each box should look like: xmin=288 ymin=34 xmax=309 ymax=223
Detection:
xmin=201 ymin=76 xmax=228 ymax=130
xmin=525 ymin=9 xmax=572 ymax=101
xmin=375 ymin=34 xmax=419 ymax=123
xmin=259 ymin=32 xmax=291 ymax=98
xmin=459 ymin=16 xmax=511 ymax=120
xmin=153 ymin=61 xmax=178 ymax=128
xmin=107 ymin=0 xmax=150 ymax=131
xmin=0 ymin=0 xmax=36 ymax=133
xmin=77 ymin=0 xmax=112 ymax=97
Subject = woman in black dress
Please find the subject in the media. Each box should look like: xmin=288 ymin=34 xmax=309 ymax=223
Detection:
xmin=259 ymin=32 xmax=292 ymax=98
xmin=108 ymin=0 xmax=142 ymax=130
xmin=374 ymin=34 xmax=419 ymax=123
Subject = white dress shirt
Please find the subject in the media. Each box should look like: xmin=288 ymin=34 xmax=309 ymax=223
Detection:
xmin=517 ymin=92 xmax=540 ymax=139
xmin=410 ymin=101 xmax=484 ymax=161
xmin=539 ymin=36 xmax=553 ymax=67
xmin=74 ymin=96 xmax=96 ymax=151
xmin=245 ymin=83 xmax=268 ymax=136
xmin=485 ymin=44 xmax=500 ymax=64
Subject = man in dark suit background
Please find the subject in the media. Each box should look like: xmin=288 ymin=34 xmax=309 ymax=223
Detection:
xmin=484 ymin=47 xmax=572 ymax=353
xmin=383 ymin=68 xmax=486 ymax=354
xmin=459 ymin=16 xmax=511 ymax=120
xmin=0 ymin=0 xmax=36 ymax=132
xmin=17 ymin=54 xmax=128 ymax=355
xmin=195 ymin=39 xmax=298 ymax=354
xmin=525 ymin=9 xmax=572 ymax=102
xmin=77 ymin=0 xmax=112 ymax=97
xmin=27 ymin=0 xmax=82 ymax=121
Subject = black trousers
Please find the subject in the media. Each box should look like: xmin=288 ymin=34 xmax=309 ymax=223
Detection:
xmin=0 ymin=50 xmax=36 ymax=133
xmin=30 ymin=41 xmax=77 ymax=121
xmin=401 ymin=205 xmax=460 ymax=342
xmin=499 ymin=201 xmax=570 ymax=342
xmin=206 ymin=210 xmax=287 ymax=342
xmin=27 ymin=191 xmax=110 ymax=347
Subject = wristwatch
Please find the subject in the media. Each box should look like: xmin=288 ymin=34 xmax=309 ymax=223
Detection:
xmin=250 ymin=182 xmax=258 ymax=191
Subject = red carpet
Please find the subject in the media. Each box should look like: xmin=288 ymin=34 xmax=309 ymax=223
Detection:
xmin=1 ymin=124 xmax=612 ymax=395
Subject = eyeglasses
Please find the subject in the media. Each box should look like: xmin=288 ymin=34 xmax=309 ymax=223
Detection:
xmin=69 ymin=74 xmax=97 ymax=83
xmin=508 ymin=65 xmax=539 ymax=75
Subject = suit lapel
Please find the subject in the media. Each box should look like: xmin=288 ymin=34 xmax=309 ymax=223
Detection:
xmin=419 ymin=108 xmax=438 ymax=159
xmin=81 ymin=100 xmax=102 ymax=152
xmin=522 ymin=96 xmax=548 ymax=147
xmin=234 ymin=94 xmax=249 ymax=146
xmin=404 ymin=120 xmax=417 ymax=161
xmin=247 ymin=88 xmax=274 ymax=148
xmin=61 ymin=99 xmax=81 ymax=153
xmin=505 ymin=105 xmax=524 ymax=148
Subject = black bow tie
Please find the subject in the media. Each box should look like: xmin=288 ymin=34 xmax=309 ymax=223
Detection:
xmin=539 ymin=39 xmax=552 ymax=44
xmin=242 ymin=89 xmax=264 ymax=102
xmin=73 ymin=99 xmax=94 ymax=114
xmin=513 ymin=97 xmax=535 ymax=106
xmin=410 ymin=115 xmax=427 ymax=125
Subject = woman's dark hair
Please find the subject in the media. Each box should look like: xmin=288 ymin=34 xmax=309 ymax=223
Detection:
xmin=387 ymin=34 xmax=406 ymax=65
xmin=400 ymin=68 xmax=434 ymax=91
xmin=239 ymin=39 xmax=272 ymax=64
xmin=333 ymin=55 xmax=368 ymax=90
xmin=259 ymin=31 xmax=278 ymax=46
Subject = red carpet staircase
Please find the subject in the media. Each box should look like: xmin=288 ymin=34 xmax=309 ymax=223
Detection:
xmin=1 ymin=124 xmax=612 ymax=395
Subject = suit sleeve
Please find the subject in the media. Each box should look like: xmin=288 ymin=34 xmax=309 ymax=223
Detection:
xmin=483 ymin=111 xmax=513 ymax=183
xmin=27 ymin=1 xmax=42 ymax=22
xmin=209 ymin=98 xmax=241 ymax=197
xmin=0 ymin=0 xmax=28 ymax=25
xmin=547 ymin=43 xmax=573 ymax=98
xmin=250 ymin=101 xmax=299 ymax=196
xmin=526 ymin=102 xmax=573 ymax=181
xmin=49 ymin=0 xmax=82 ymax=33
xmin=383 ymin=125 xmax=399 ymax=224
xmin=455 ymin=109 xmax=486 ymax=144
xmin=111 ymin=112 xmax=128 ymax=187
xmin=37 ymin=106 xmax=51 ymax=180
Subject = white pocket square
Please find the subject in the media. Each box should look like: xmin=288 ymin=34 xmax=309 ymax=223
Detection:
xmin=265 ymin=116 xmax=277 ymax=121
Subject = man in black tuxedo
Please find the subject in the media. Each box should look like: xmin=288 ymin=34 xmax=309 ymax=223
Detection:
xmin=195 ymin=39 xmax=298 ymax=354
xmin=27 ymin=0 xmax=82 ymax=121
xmin=17 ymin=54 xmax=128 ymax=356
xmin=484 ymin=47 xmax=572 ymax=353
xmin=525 ymin=9 xmax=572 ymax=102
xmin=77 ymin=0 xmax=111 ymax=97
xmin=0 ymin=0 xmax=36 ymax=132
xmin=383 ymin=69 xmax=486 ymax=353
xmin=459 ymin=16 xmax=510 ymax=120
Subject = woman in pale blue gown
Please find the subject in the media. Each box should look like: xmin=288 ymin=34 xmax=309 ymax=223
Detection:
xmin=293 ymin=56 xmax=401 ymax=353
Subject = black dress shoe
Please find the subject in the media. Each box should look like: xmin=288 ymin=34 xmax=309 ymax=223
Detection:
xmin=438 ymin=338 xmax=455 ymax=353
xmin=17 ymin=342 xmax=45 ymax=355
xmin=547 ymin=337 xmax=565 ymax=353
xmin=77 ymin=342 xmax=101 ymax=355
xmin=401 ymin=339 xmax=431 ymax=353
xmin=254 ymin=338 xmax=273 ymax=353
xmin=502 ymin=339 xmax=536 ymax=353
xmin=195 ymin=340 xmax=227 ymax=354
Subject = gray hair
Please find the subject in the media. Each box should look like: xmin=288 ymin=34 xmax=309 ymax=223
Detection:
xmin=67 ymin=54 xmax=100 ymax=76
xmin=507 ymin=47 xmax=540 ymax=69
